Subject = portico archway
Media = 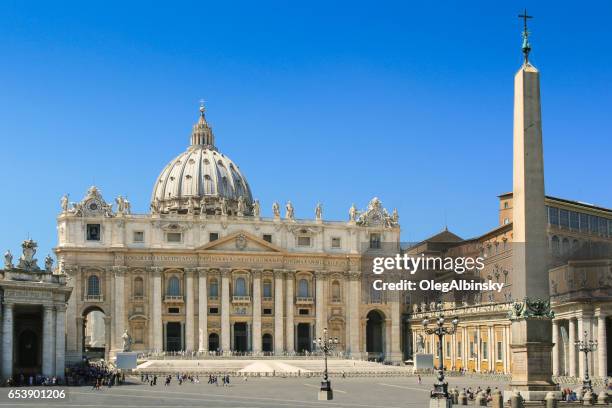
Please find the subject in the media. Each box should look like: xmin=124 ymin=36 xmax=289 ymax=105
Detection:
xmin=366 ymin=310 xmax=385 ymax=361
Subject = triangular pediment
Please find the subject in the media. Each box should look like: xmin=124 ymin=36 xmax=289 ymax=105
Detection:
xmin=196 ymin=231 xmax=285 ymax=253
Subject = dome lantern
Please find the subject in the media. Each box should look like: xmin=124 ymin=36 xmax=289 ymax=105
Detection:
xmin=190 ymin=102 xmax=216 ymax=148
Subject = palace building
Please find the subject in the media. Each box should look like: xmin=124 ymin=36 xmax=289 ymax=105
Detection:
xmin=54 ymin=106 xmax=403 ymax=365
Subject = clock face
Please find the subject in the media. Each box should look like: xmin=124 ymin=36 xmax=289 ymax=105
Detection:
xmin=89 ymin=202 xmax=99 ymax=211
xmin=85 ymin=199 xmax=103 ymax=214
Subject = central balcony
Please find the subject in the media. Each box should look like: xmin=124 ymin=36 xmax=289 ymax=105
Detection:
xmin=296 ymin=296 xmax=314 ymax=305
xmin=84 ymin=294 xmax=104 ymax=302
xmin=164 ymin=295 xmax=184 ymax=303
xmin=232 ymin=295 xmax=251 ymax=304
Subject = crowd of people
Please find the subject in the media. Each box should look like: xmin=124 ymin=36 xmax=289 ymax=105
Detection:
xmin=5 ymin=374 xmax=60 ymax=387
xmin=69 ymin=360 xmax=123 ymax=387
xmin=139 ymin=373 xmax=236 ymax=387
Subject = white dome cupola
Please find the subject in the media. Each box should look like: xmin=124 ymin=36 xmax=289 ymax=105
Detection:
xmin=151 ymin=105 xmax=254 ymax=215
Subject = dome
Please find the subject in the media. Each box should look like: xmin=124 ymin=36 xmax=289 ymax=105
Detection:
xmin=151 ymin=105 xmax=253 ymax=215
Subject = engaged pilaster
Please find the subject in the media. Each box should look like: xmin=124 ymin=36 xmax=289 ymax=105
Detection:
xmin=150 ymin=267 xmax=163 ymax=351
xmin=185 ymin=268 xmax=196 ymax=351
xmin=221 ymin=268 xmax=231 ymax=352
xmin=112 ymin=266 xmax=127 ymax=352
xmin=55 ymin=305 xmax=67 ymax=378
xmin=197 ymin=268 xmax=208 ymax=352
xmin=274 ymin=269 xmax=285 ymax=354
xmin=285 ymin=270 xmax=295 ymax=352
xmin=598 ymin=311 xmax=607 ymax=378
xmin=42 ymin=305 xmax=56 ymax=377
xmin=252 ymin=269 xmax=262 ymax=353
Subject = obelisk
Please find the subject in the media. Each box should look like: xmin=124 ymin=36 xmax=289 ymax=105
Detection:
xmin=508 ymin=10 xmax=557 ymax=401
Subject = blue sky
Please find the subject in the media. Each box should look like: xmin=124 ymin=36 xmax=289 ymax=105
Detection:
xmin=1 ymin=1 xmax=611 ymax=259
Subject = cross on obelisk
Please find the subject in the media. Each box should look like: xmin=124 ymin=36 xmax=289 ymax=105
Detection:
xmin=518 ymin=9 xmax=533 ymax=63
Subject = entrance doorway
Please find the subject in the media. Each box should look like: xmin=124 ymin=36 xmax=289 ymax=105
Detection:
xmin=209 ymin=333 xmax=219 ymax=352
xmin=83 ymin=308 xmax=106 ymax=359
xmin=366 ymin=310 xmax=385 ymax=360
xmin=297 ymin=323 xmax=311 ymax=353
xmin=14 ymin=305 xmax=43 ymax=376
xmin=234 ymin=322 xmax=248 ymax=352
xmin=18 ymin=330 xmax=39 ymax=368
xmin=166 ymin=322 xmax=182 ymax=351
xmin=262 ymin=333 xmax=273 ymax=352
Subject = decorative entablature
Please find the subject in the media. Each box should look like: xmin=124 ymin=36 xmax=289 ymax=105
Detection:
xmin=408 ymin=301 xmax=513 ymax=321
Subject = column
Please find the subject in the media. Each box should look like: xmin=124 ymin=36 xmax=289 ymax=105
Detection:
xmin=488 ymin=326 xmax=494 ymax=372
xmin=578 ymin=315 xmax=587 ymax=379
xmin=598 ymin=312 xmax=607 ymax=378
xmin=113 ymin=266 xmax=126 ymax=351
xmin=152 ymin=267 xmax=163 ymax=351
xmin=568 ymin=317 xmax=577 ymax=377
xmin=285 ymin=271 xmax=295 ymax=353
xmin=185 ymin=268 xmax=195 ymax=351
xmin=64 ymin=266 xmax=79 ymax=363
xmin=2 ymin=303 xmax=14 ymax=379
xmin=552 ymin=319 xmax=560 ymax=376
xmin=252 ymin=270 xmax=262 ymax=353
xmin=55 ymin=305 xmax=66 ymax=378
xmin=475 ymin=328 xmax=480 ymax=372
xmin=42 ymin=305 xmax=56 ymax=377
xmin=315 ymin=271 xmax=326 ymax=339
xmin=346 ymin=271 xmax=361 ymax=357
xmin=389 ymin=290 xmax=402 ymax=362
xmin=198 ymin=268 xmax=208 ymax=352
xmin=274 ymin=269 xmax=285 ymax=353
xmin=221 ymin=268 xmax=231 ymax=352
xmin=462 ymin=326 xmax=468 ymax=369
xmin=75 ymin=317 xmax=84 ymax=358
xmin=502 ymin=324 xmax=508 ymax=373
xmin=103 ymin=316 xmax=112 ymax=361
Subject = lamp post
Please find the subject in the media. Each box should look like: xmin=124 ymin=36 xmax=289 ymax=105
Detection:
xmin=313 ymin=327 xmax=339 ymax=400
xmin=423 ymin=306 xmax=459 ymax=408
xmin=575 ymin=330 xmax=597 ymax=394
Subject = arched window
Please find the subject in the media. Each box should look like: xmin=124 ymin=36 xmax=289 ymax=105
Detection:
xmin=167 ymin=276 xmax=180 ymax=296
xmin=133 ymin=277 xmax=144 ymax=297
xmin=551 ymin=236 xmax=560 ymax=257
xmin=87 ymin=275 xmax=100 ymax=296
xmin=562 ymin=238 xmax=570 ymax=255
xmin=234 ymin=277 xmax=246 ymax=296
xmin=331 ymin=280 xmax=341 ymax=301
xmin=298 ymin=279 xmax=309 ymax=297
xmin=263 ymin=280 xmax=272 ymax=298
xmin=209 ymin=279 xmax=219 ymax=298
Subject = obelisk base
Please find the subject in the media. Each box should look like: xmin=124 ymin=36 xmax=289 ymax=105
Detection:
xmin=506 ymin=319 xmax=559 ymax=401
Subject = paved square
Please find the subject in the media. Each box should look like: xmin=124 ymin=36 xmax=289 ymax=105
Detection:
xmin=0 ymin=376 xmax=514 ymax=407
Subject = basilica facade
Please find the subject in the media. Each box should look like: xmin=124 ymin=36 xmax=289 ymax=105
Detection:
xmin=55 ymin=106 xmax=403 ymax=364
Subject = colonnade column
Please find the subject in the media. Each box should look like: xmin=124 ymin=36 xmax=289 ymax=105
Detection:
xmin=221 ymin=268 xmax=231 ymax=352
xmin=568 ymin=317 xmax=577 ymax=377
xmin=185 ymin=268 xmax=195 ymax=351
xmin=598 ymin=312 xmax=607 ymax=378
xmin=346 ymin=271 xmax=361 ymax=357
xmin=151 ymin=267 xmax=163 ymax=351
xmin=42 ymin=305 xmax=56 ymax=377
xmin=113 ymin=266 xmax=126 ymax=352
xmin=198 ymin=268 xmax=208 ymax=352
xmin=273 ymin=269 xmax=285 ymax=353
xmin=55 ymin=305 xmax=66 ymax=378
xmin=1 ymin=303 xmax=14 ymax=379
xmin=315 ymin=271 xmax=326 ymax=339
xmin=252 ymin=270 xmax=262 ymax=353
xmin=285 ymin=270 xmax=295 ymax=352
xmin=552 ymin=319 xmax=560 ymax=376
xmin=389 ymin=290 xmax=402 ymax=362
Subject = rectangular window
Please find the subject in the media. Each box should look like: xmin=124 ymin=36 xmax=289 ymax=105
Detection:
xmin=133 ymin=231 xmax=144 ymax=243
xmin=262 ymin=234 xmax=272 ymax=243
xmin=263 ymin=308 xmax=272 ymax=315
xmin=570 ymin=211 xmax=580 ymax=230
xmin=497 ymin=341 xmax=503 ymax=361
xmin=457 ymin=341 xmax=462 ymax=358
xmin=548 ymin=207 xmax=559 ymax=226
xmin=298 ymin=309 xmax=309 ymax=315
xmin=369 ymin=233 xmax=381 ymax=249
xmin=168 ymin=307 xmax=180 ymax=314
xmin=482 ymin=341 xmax=488 ymax=360
xmin=331 ymin=237 xmax=341 ymax=248
xmin=209 ymin=307 xmax=219 ymax=314
xmin=589 ymin=215 xmax=598 ymax=233
xmin=580 ymin=213 xmax=589 ymax=233
xmin=166 ymin=232 xmax=182 ymax=243
xmin=263 ymin=282 xmax=272 ymax=298
xmin=86 ymin=224 xmax=101 ymax=241
xmin=209 ymin=232 xmax=219 ymax=242
xmin=297 ymin=236 xmax=311 ymax=247
xmin=559 ymin=209 xmax=569 ymax=228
